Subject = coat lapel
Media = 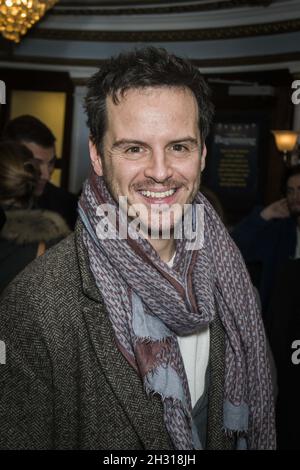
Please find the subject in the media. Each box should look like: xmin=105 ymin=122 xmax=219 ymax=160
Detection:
xmin=206 ymin=312 xmax=234 ymax=450
xmin=75 ymin=221 xmax=172 ymax=450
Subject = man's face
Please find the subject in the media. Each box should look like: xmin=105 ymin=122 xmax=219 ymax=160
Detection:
xmin=22 ymin=141 xmax=56 ymax=196
xmin=90 ymin=86 xmax=206 ymax=236
xmin=287 ymin=174 xmax=300 ymax=217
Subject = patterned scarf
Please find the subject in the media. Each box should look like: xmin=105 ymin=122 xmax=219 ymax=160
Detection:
xmin=78 ymin=173 xmax=276 ymax=450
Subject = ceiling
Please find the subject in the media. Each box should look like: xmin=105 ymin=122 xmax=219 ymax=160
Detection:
xmin=58 ymin=0 xmax=273 ymax=9
xmin=54 ymin=0 xmax=276 ymax=17
xmin=1 ymin=0 xmax=298 ymax=81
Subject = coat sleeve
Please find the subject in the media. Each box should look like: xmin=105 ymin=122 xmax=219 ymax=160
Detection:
xmin=0 ymin=277 xmax=54 ymax=449
xmin=231 ymin=206 xmax=276 ymax=263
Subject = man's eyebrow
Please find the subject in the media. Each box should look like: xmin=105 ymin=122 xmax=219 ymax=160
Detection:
xmin=112 ymin=139 xmax=146 ymax=149
xmin=168 ymin=137 xmax=199 ymax=145
xmin=111 ymin=137 xmax=199 ymax=149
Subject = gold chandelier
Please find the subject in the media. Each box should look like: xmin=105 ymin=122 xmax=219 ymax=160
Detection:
xmin=0 ymin=0 xmax=58 ymax=43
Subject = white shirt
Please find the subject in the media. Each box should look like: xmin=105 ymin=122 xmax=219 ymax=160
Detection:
xmin=166 ymin=254 xmax=210 ymax=408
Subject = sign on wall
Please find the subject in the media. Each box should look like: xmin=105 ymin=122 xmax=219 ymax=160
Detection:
xmin=208 ymin=122 xmax=259 ymax=214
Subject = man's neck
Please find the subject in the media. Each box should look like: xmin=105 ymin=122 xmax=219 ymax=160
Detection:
xmin=148 ymin=237 xmax=176 ymax=263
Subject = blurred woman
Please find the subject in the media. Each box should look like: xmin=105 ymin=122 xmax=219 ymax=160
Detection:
xmin=0 ymin=141 xmax=70 ymax=293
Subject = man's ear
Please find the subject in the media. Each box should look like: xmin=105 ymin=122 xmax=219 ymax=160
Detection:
xmin=200 ymin=144 xmax=207 ymax=172
xmin=89 ymin=139 xmax=103 ymax=176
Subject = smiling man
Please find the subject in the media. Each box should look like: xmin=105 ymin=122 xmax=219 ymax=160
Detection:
xmin=88 ymin=85 xmax=205 ymax=259
xmin=0 ymin=47 xmax=275 ymax=450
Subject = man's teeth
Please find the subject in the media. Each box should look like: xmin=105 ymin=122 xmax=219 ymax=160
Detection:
xmin=140 ymin=189 xmax=176 ymax=198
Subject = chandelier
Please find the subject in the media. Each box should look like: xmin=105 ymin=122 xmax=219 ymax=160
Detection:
xmin=0 ymin=0 xmax=58 ymax=43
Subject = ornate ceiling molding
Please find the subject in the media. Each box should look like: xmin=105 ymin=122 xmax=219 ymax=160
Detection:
xmin=29 ymin=18 xmax=300 ymax=42
xmin=3 ymin=50 xmax=300 ymax=69
xmin=53 ymin=1 xmax=273 ymax=16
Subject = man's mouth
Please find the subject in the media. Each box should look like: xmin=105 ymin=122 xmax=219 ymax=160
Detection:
xmin=139 ymin=188 xmax=177 ymax=199
xmin=136 ymin=187 xmax=181 ymax=205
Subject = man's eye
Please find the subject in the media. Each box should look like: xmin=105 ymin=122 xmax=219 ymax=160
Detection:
xmin=171 ymin=144 xmax=189 ymax=153
xmin=173 ymin=144 xmax=184 ymax=151
xmin=126 ymin=146 xmax=142 ymax=153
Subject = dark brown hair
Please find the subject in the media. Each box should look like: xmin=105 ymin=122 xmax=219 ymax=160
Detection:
xmin=0 ymin=141 xmax=40 ymax=208
xmin=85 ymin=46 xmax=214 ymax=155
xmin=3 ymin=115 xmax=55 ymax=148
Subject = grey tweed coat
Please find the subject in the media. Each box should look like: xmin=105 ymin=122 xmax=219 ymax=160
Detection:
xmin=0 ymin=221 xmax=231 ymax=450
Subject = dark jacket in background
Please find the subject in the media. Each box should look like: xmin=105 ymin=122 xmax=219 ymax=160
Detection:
xmin=36 ymin=181 xmax=78 ymax=230
xmin=0 ymin=209 xmax=70 ymax=293
xmin=0 ymin=207 xmax=5 ymax=232
xmin=231 ymin=207 xmax=297 ymax=313
xmin=267 ymin=259 xmax=300 ymax=450
xmin=0 ymin=221 xmax=232 ymax=450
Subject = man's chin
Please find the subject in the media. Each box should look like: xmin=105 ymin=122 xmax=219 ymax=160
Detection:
xmin=128 ymin=221 xmax=173 ymax=240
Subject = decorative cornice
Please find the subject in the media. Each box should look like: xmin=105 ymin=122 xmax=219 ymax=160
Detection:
xmin=2 ymin=51 xmax=300 ymax=70
xmin=53 ymin=1 xmax=273 ymax=17
xmin=59 ymin=0 xmax=270 ymax=5
xmin=29 ymin=18 xmax=300 ymax=42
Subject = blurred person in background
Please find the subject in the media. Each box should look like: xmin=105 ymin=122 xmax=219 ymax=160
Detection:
xmin=0 ymin=141 xmax=70 ymax=293
xmin=232 ymin=165 xmax=300 ymax=318
xmin=2 ymin=115 xmax=78 ymax=229
xmin=0 ymin=206 xmax=5 ymax=233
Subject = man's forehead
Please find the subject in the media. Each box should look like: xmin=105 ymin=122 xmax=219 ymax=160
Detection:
xmin=105 ymin=86 xmax=199 ymax=135
xmin=22 ymin=141 xmax=55 ymax=162
xmin=106 ymin=85 xmax=197 ymax=107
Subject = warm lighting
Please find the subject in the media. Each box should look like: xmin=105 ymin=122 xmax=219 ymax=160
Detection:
xmin=0 ymin=0 xmax=58 ymax=43
xmin=271 ymin=130 xmax=299 ymax=164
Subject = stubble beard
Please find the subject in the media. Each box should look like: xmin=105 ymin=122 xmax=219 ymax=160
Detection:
xmin=100 ymin=158 xmax=202 ymax=239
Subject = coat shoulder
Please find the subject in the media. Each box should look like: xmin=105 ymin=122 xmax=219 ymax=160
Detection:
xmin=0 ymin=233 xmax=84 ymax=329
xmin=10 ymin=233 xmax=78 ymax=292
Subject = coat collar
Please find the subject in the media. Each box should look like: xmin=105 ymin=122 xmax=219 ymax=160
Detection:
xmin=75 ymin=219 xmax=172 ymax=449
xmin=1 ymin=209 xmax=70 ymax=244
xmin=75 ymin=219 xmax=103 ymax=303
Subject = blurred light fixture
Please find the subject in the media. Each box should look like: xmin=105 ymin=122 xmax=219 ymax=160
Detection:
xmin=271 ymin=130 xmax=299 ymax=165
xmin=0 ymin=0 xmax=58 ymax=43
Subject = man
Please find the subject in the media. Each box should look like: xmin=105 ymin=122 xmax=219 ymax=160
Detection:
xmin=232 ymin=165 xmax=300 ymax=316
xmin=267 ymin=259 xmax=300 ymax=450
xmin=0 ymin=47 xmax=275 ymax=450
xmin=2 ymin=115 xmax=78 ymax=229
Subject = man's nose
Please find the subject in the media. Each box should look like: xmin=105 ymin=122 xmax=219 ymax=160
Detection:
xmin=144 ymin=149 xmax=173 ymax=182
xmin=40 ymin=163 xmax=51 ymax=181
